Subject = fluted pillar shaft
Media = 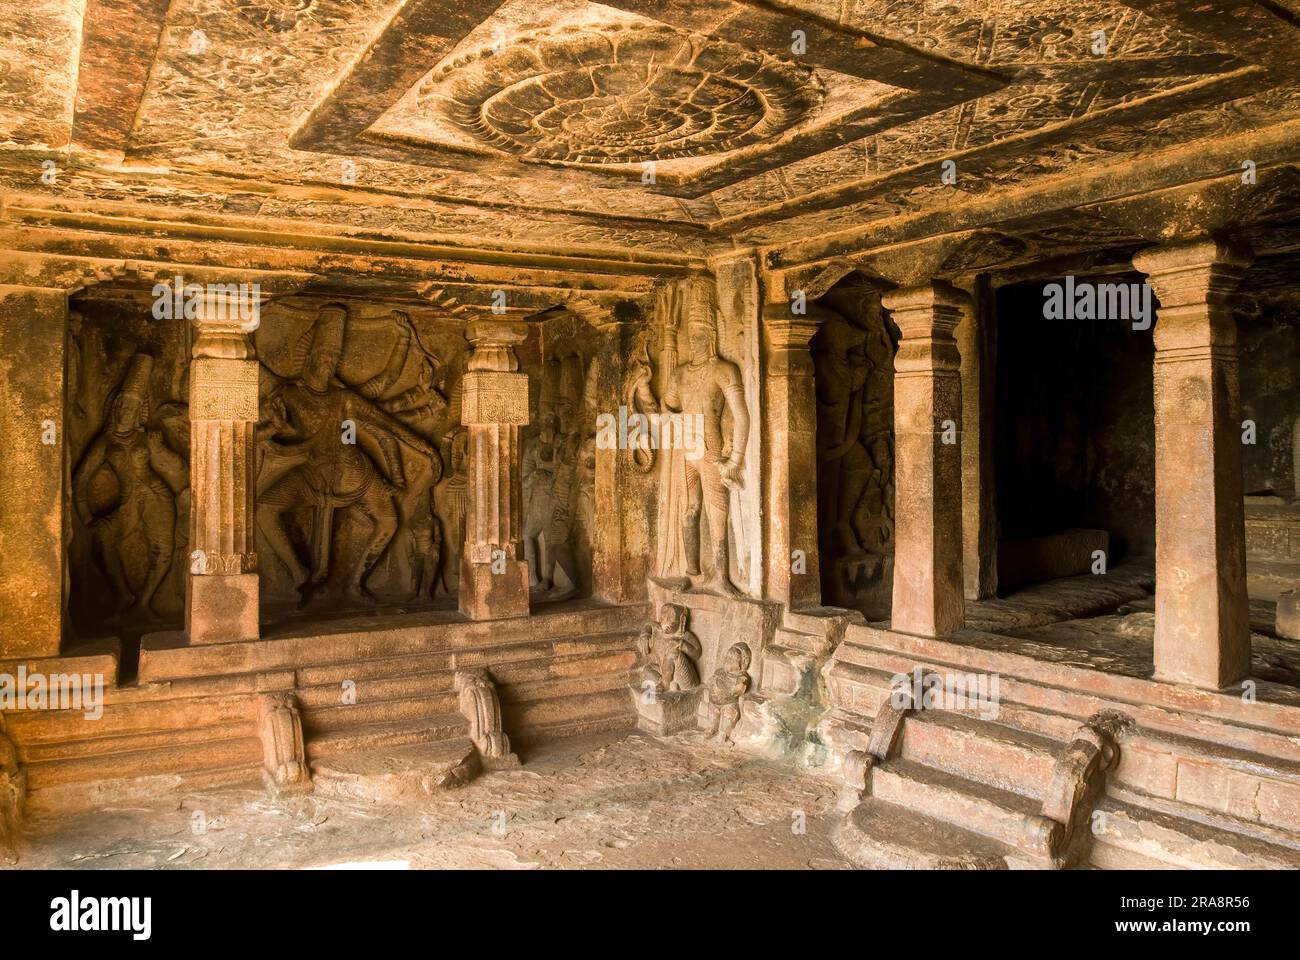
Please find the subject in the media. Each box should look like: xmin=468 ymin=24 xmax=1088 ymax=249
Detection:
xmin=459 ymin=319 xmax=530 ymax=620
xmin=187 ymin=292 xmax=260 ymax=644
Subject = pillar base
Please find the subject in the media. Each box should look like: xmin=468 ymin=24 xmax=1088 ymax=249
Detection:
xmin=458 ymin=556 xmax=529 ymax=621
xmin=187 ymin=574 xmax=259 ymax=645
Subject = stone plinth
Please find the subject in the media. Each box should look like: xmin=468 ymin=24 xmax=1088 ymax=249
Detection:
xmin=881 ymin=282 xmax=965 ymax=636
xmin=459 ymin=319 xmax=530 ymax=620
xmin=187 ymin=298 xmax=261 ymax=644
xmin=1134 ymin=239 xmax=1251 ymax=689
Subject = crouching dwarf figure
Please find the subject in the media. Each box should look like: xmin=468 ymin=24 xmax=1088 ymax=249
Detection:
xmin=637 ymin=603 xmax=702 ymax=694
xmin=706 ymin=642 xmax=753 ymax=746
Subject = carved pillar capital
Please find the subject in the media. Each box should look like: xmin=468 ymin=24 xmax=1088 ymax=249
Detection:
xmin=465 ymin=319 xmax=526 ymax=371
xmin=189 ymin=285 xmax=265 ymax=360
xmin=1134 ymin=239 xmax=1252 ymax=355
xmin=763 ymin=308 xmax=820 ymax=378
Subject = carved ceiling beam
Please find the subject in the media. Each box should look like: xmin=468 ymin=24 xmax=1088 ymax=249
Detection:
xmin=1080 ymin=166 xmax=1300 ymax=243
xmin=765 ymin=115 xmax=1300 ymax=272
xmin=72 ymin=0 xmax=171 ymax=152
xmin=600 ymin=0 xmax=1004 ymax=95
xmin=720 ymin=66 xmax=1262 ymax=235
xmin=289 ymin=0 xmax=505 ymax=155
xmin=1118 ymin=0 xmax=1300 ymax=80
xmin=0 ymin=224 xmax=694 ymax=298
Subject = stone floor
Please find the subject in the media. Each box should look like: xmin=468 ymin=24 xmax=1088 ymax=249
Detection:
xmin=7 ymin=732 xmax=849 ymax=870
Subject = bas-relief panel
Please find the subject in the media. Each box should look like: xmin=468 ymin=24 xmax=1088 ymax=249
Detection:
xmin=252 ymin=299 xmax=467 ymax=609
xmin=64 ymin=296 xmax=515 ymax=638
xmin=620 ymin=274 xmax=760 ymax=602
xmin=811 ymin=286 xmax=898 ymax=620
xmin=67 ymin=302 xmax=192 ymax=636
xmin=523 ymin=311 xmax=599 ymax=601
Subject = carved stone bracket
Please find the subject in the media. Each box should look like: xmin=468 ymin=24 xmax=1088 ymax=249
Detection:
xmin=1041 ymin=711 xmax=1133 ymax=865
xmin=256 ymin=692 xmax=312 ymax=797
xmin=454 ymin=669 xmax=518 ymax=769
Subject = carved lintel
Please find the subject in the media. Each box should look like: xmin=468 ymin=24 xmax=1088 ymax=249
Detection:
xmin=1041 ymin=711 xmax=1133 ymax=861
xmin=455 ymin=669 xmax=518 ymax=769
xmin=256 ymin=693 xmax=312 ymax=796
xmin=0 ymin=719 xmax=25 ymax=864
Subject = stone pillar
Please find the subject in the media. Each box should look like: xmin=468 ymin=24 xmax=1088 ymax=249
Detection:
xmin=591 ymin=319 xmax=649 ymax=604
xmin=882 ymin=282 xmax=965 ymax=636
xmin=459 ymin=319 xmax=530 ymax=620
xmin=763 ymin=307 xmax=821 ymax=609
xmin=0 ymin=286 xmax=68 ymax=658
xmin=187 ymin=293 xmax=260 ymax=644
xmin=1134 ymin=239 xmax=1252 ymax=689
xmin=956 ymin=277 xmax=998 ymax=600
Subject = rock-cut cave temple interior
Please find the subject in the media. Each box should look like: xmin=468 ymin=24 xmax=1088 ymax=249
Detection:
xmin=1 ymin=0 xmax=1299 ymax=872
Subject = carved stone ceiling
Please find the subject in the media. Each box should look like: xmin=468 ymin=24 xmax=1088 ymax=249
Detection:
xmin=3 ymin=0 xmax=1300 ymax=262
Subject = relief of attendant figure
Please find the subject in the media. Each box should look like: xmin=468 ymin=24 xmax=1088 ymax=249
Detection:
xmin=72 ymin=353 xmax=186 ymax=619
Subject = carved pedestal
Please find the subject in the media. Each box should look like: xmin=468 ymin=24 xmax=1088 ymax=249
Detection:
xmin=1134 ymin=239 xmax=1253 ymax=689
xmin=459 ymin=320 xmax=530 ymax=620
xmin=882 ymin=282 xmax=965 ymax=636
xmin=187 ymin=298 xmax=260 ymax=644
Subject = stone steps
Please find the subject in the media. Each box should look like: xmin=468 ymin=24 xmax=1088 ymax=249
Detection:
xmin=306 ymin=714 xmax=469 ymax=761
xmin=24 ymin=734 xmax=263 ymax=790
xmin=899 ymin=711 xmax=1063 ymax=801
xmin=871 ymin=759 xmax=1059 ymax=860
xmin=6 ymin=607 xmax=645 ymax=811
xmin=832 ymin=797 xmax=1023 ymax=869
xmin=1091 ymin=793 xmax=1300 ymax=870
xmin=310 ymin=739 xmax=481 ymax=802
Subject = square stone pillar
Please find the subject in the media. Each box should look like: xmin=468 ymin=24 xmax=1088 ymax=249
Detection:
xmin=1134 ymin=239 xmax=1252 ymax=689
xmin=763 ymin=307 xmax=821 ymax=609
xmin=882 ymin=282 xmax=965 ymax=636
xmin=590 ymin=320 xmax=650 ymax=604
xmin=956 ymin=277 xmax=998 ymax=600
xmin=459 ymin=319 xmax=530 ymax=621
xmin=187 ymin=294 xmax=261 ymax=644
xmin=0 ymin=286 xmax=68 ymax=658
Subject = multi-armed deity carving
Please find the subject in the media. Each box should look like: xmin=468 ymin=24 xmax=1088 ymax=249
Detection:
xmin=641 ymin=287 xmax=751 ymax=598
xmin=72 ymin=352 xmax=189 ymax=622
xmin=256 ymin=304 xmax=442 ymax=606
